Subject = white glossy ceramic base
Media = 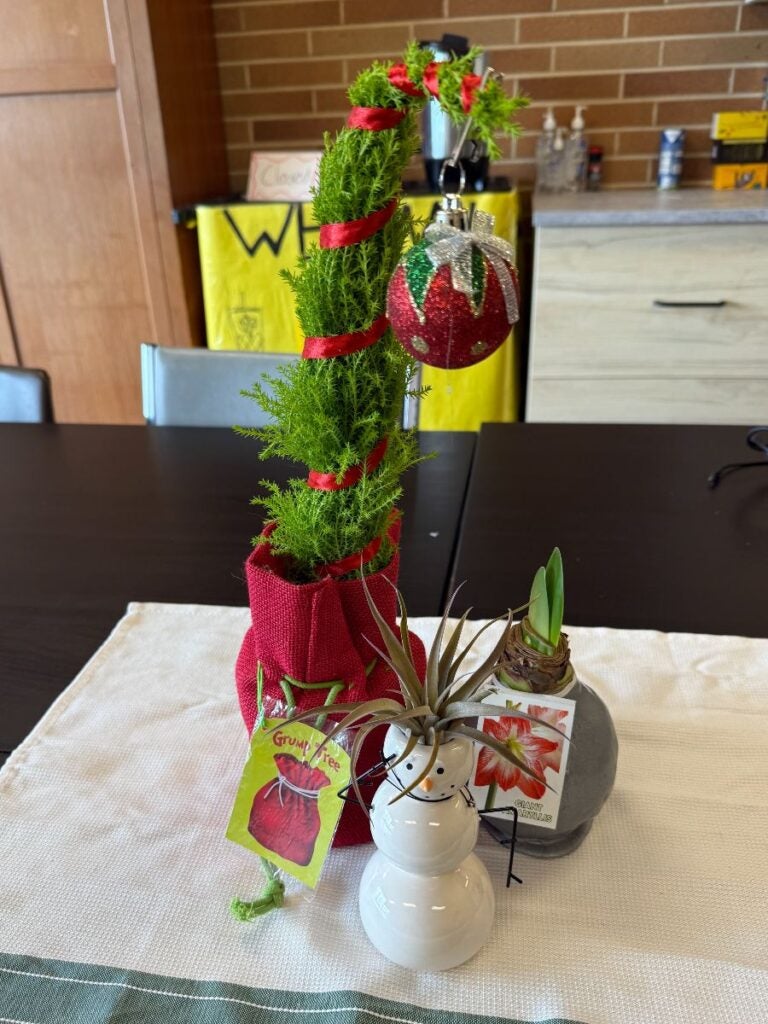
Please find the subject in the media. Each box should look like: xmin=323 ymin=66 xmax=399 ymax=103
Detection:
xmin=359 ymin=851 xmax=495 ymax=972
xmin=370 ymin=779 xmax=479 ymax=875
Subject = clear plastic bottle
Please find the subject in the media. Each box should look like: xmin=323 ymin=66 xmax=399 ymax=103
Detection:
xmin=552 ymin=126 xmax=567 ymax=192
xmin=565 ymin=105 xmax=588 ymax=192
xmin=535 ymin=108 xmax=557 ymax=192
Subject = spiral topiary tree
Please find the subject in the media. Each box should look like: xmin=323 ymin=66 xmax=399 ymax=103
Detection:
xmin=240 ymin=43 xmax=526 ymax=582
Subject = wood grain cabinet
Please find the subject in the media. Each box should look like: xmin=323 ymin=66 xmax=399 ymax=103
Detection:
xmin=527 ymin=209 xmax=768 ymax=424
xmin=0 ymin=0 xmax=228 ymax=423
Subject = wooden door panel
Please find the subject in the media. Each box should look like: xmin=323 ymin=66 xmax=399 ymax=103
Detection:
xmin=0 ymin=276 xmax=18 ymax=365
xmin=0 ymin=0 xmax=225 ymax=420
xmin=0 ymin=0 xmax=112 ymax=70
xmin=0 ymin=63 xmax=116 ymax=96
xmin=0 ymin=92 xmax=150 ymax=422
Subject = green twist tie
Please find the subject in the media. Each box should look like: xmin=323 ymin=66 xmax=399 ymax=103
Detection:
xmin=230 ymin=858 xmax=285 ymax=921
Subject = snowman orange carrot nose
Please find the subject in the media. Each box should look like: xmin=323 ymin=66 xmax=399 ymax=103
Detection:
xmin=419 ymin=777 xmax=434 ymax=793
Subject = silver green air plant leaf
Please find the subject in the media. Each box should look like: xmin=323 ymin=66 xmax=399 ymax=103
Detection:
xmin=279 ymin=579 xmax=567 ymax=812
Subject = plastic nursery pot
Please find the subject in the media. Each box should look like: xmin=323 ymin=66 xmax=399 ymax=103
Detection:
xmin=496 ymin=624 xmax=618 ymax=859
xmin=359 ymin=726 xmax=494 ymax=971
xmin=235 ymin=524 xmax=426 ymax=847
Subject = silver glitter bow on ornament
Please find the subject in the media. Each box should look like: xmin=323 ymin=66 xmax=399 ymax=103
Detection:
xmin=424 ymin=210 xmax=519 ymax=325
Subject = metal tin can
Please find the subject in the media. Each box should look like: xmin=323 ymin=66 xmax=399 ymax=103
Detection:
xmin=657 ymin=128 xmax=685 ymax=189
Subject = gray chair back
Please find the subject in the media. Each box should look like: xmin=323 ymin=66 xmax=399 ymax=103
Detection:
xmin=0 ymin=366 xmax=53 ymax=423
xmin=140 ymin=344 xmax=298 ymax=427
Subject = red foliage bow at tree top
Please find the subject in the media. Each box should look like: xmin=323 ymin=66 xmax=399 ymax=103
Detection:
xmin=390 ymin=61 xmax=482 ymax=114
xmin=239 ymin=42 xmax=527 ymax=583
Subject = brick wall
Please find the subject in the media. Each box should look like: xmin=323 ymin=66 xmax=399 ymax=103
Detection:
xmin=212 ymin=0 xmax=768 ymax=192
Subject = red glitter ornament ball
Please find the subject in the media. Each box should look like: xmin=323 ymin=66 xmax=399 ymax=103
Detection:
xmin=386 ymin=236 xmax=519 ymax=370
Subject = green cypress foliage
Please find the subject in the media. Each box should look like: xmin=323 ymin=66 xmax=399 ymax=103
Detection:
xmin=241 ymin=44 xmax=526 ymax=582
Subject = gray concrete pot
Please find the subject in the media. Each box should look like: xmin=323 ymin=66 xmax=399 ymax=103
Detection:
xmin=512 ymin=676 xmax=618 ymax=858
xmin=492 ymin=621 xmax=619 ymax=858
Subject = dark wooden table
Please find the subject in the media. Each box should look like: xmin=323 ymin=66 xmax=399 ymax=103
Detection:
xmin=451 ymin=423 xmax=768 ymax=637
xmin=0 ymin=425 xmax=474 ymax=762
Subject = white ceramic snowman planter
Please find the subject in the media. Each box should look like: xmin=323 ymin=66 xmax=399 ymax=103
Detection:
xmin=284 ymin=585 xmax=549 ymax=968
xmin=359 ymin=725 xmax=494 ymax=972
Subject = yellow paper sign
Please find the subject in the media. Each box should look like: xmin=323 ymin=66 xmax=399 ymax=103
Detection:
xmin=196 ymin=190 xmax=520 ymax=430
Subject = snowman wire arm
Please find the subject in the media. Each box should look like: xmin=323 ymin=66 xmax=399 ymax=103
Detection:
xmin=337 ymin=755 xmax=523 ymax=888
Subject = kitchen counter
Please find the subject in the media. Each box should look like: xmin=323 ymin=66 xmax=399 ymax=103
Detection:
xmin=532 ymin=188 xmax=768 ymax=227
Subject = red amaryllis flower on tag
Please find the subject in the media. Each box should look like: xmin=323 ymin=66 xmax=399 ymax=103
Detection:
xmin=475 ymin=716 xmax=560 ymax=800
xmin=528 ymin=705 xmax=568 ymax=773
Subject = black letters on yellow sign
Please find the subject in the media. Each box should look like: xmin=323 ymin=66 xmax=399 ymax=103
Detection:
xmin=223 ymin=204 xmax=320 ymax=260
xmin=222 ymin=200 xmax=480 ymax=262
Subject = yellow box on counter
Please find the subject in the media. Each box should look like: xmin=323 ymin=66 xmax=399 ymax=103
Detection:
xmin=712 ymin=163 xmax=768 ymax=190
xmin=196 ymin=191 xmax=520 ymax=431
xmin=710 ymin=111 xmax=768 ymax=142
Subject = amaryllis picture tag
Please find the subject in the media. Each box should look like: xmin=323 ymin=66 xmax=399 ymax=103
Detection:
xmin=226 ymin=719 xmax=350 ymax=887
xmin=469 ymin=691 xmax=576 ymax=831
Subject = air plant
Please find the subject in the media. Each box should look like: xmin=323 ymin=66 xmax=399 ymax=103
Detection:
xmin=498 ymin=547 xmax=574 ymax=694
xmin=282 ymin=581 xmax=565 ymax=811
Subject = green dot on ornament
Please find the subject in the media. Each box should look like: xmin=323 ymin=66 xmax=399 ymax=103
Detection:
xmin=410 ymin=336 xmax=430 ymax=354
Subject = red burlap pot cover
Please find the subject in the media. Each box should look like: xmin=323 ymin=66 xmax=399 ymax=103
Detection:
xmin=236 ymin=523 xmax=426 ymax=846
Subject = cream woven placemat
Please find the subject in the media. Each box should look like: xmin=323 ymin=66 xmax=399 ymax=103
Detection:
xmin=1 ymin=602 xmax=766 ymax=1023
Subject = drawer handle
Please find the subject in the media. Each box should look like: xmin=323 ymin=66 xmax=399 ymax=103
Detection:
xmin=653 ymin=299 xmax=727 ymax=308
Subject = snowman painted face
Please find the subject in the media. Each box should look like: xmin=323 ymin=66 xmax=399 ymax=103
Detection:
xmin=383 ymin=729 xmax=474 ymax=801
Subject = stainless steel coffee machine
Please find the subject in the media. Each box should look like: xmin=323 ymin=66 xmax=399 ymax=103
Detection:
xmin=420 ymin=34 xmax=489 ymax=192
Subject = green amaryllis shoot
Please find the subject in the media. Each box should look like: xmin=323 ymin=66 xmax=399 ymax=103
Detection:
xmin=499 ymin=547 xmax=574 ymax=694
xmin=280 ymin=582 xmax=565 ymax=811
xmin=524 ymin=547 xmax=564 ymax=654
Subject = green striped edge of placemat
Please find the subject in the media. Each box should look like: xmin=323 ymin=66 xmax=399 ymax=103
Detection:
xmin=0 ymin=952 xmax=587 ymax=1024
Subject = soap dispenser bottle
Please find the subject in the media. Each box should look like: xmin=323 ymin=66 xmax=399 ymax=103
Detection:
xmin=552 ymin=126 xmax=567 ymax=192
xmin=535 ymin=108 xmax=557 ymax=192
xmin=565 ymin=105 xmax=588 ymax=192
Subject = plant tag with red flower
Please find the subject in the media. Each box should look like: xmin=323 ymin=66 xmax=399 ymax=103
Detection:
xmin=226 ymin=719 xmax=350 ymax=887
xmin=469 ymin=693 xmax=576 ymax=830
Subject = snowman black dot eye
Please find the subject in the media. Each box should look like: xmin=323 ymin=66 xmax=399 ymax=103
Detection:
xmin=436 ymin=767 xmax=445 ymax=775
xmin=405 ymin=762 xmax=413 ymax=771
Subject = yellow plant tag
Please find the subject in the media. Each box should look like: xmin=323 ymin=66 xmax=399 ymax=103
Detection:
xmin=226 ymin=719 xmax=350 ymax=888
